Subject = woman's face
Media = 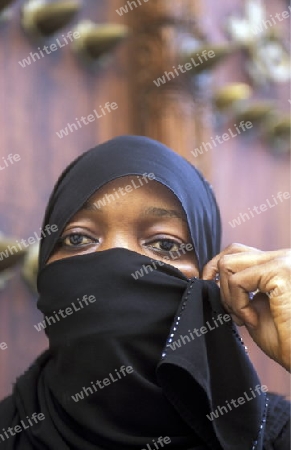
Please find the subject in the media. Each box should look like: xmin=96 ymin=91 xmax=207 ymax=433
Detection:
xmin=47 ymin=176 xmax=199 ymax=278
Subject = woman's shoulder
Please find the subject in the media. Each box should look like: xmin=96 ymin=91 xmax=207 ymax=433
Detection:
xmin=264 ymin=392 xmax=290 ymax=450
xmin=0 ymin=394 xmax=18 ymax=427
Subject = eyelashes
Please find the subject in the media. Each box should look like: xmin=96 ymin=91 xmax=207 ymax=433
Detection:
xmin=146 ymin=238 xmax=181 ymax=254
xmin=56 ymin=232 xmax=184 ymax=256
xmin=57 ymin=233 xmax=98 ymax=249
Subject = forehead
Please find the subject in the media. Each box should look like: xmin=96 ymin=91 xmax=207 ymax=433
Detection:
xmin=86 ymin=175 xmax=185 ymax=209
xmin=69 ymin=176 xmax=189 ymax=228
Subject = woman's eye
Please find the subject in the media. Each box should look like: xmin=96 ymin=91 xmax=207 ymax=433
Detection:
xmin=149 ymin=239 xmax=181 ymax=253
xmin=59 ymin=233 xmax=97 ymax=248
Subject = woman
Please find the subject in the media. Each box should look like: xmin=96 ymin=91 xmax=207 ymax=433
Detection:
xmin=0 ymin=135 xmax=289 ymax=450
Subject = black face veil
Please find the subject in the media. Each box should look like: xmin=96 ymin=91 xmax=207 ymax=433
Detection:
xmin=2 ymin=136 xmax=268 ymax=450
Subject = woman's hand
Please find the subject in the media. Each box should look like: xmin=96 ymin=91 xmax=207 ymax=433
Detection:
xmin=202 ymin=244 xmax=291 ymax=372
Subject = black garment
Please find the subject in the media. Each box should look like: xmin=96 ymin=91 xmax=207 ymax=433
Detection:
xmin=0 ymin=136 xmax=289 ymax=449
xmin=0 ymin=255 xmax=289 ymax=449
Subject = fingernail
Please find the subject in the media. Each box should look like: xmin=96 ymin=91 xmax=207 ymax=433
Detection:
xmin=214 ymin=273 xmax=220 ymax=282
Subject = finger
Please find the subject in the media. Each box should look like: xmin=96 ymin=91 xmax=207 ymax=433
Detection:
xmin=202 ymin=243 xmax=262 ymax=280
xmin=227 ymin=270 xmax=261 ymax=327
xmin=216 ymin=251 xmax=291 ymax=317
xmin=231 ymin=315 xmax=245 ymax=327
xmin=222 ymin=258 xmax=290 ymax=327
xmin=217 ymin=256 xmax=249 ymax=326
xmin=214 ymin=249 xmax=291 ymax=276
xmin=218 ymin=258 xmax=233 ymax=310
xmin=219 ymin=253 xmax=291 ymax=297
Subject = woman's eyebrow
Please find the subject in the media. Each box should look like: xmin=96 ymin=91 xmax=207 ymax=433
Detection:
xmin=143 ymin=207 xmax=186 ymax=222
xmin=80 ymin=203 xmax=186 ymax=222
xmin=81 ymin=201 xmax=104 ymax=212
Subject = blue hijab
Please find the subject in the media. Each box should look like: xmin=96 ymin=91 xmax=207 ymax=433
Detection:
xmin=39 ymin=135 xmax=221 ymax=271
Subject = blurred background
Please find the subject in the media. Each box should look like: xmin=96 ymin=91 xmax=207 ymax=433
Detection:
xmin=0 ymin=0 xmax=290 ymax=400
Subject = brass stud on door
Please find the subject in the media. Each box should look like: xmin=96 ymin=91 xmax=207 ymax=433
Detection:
xmin=21 ymin=0 xmax=82 ymax=38
xmin=72 ymin=21 xmax=130 ymax=65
